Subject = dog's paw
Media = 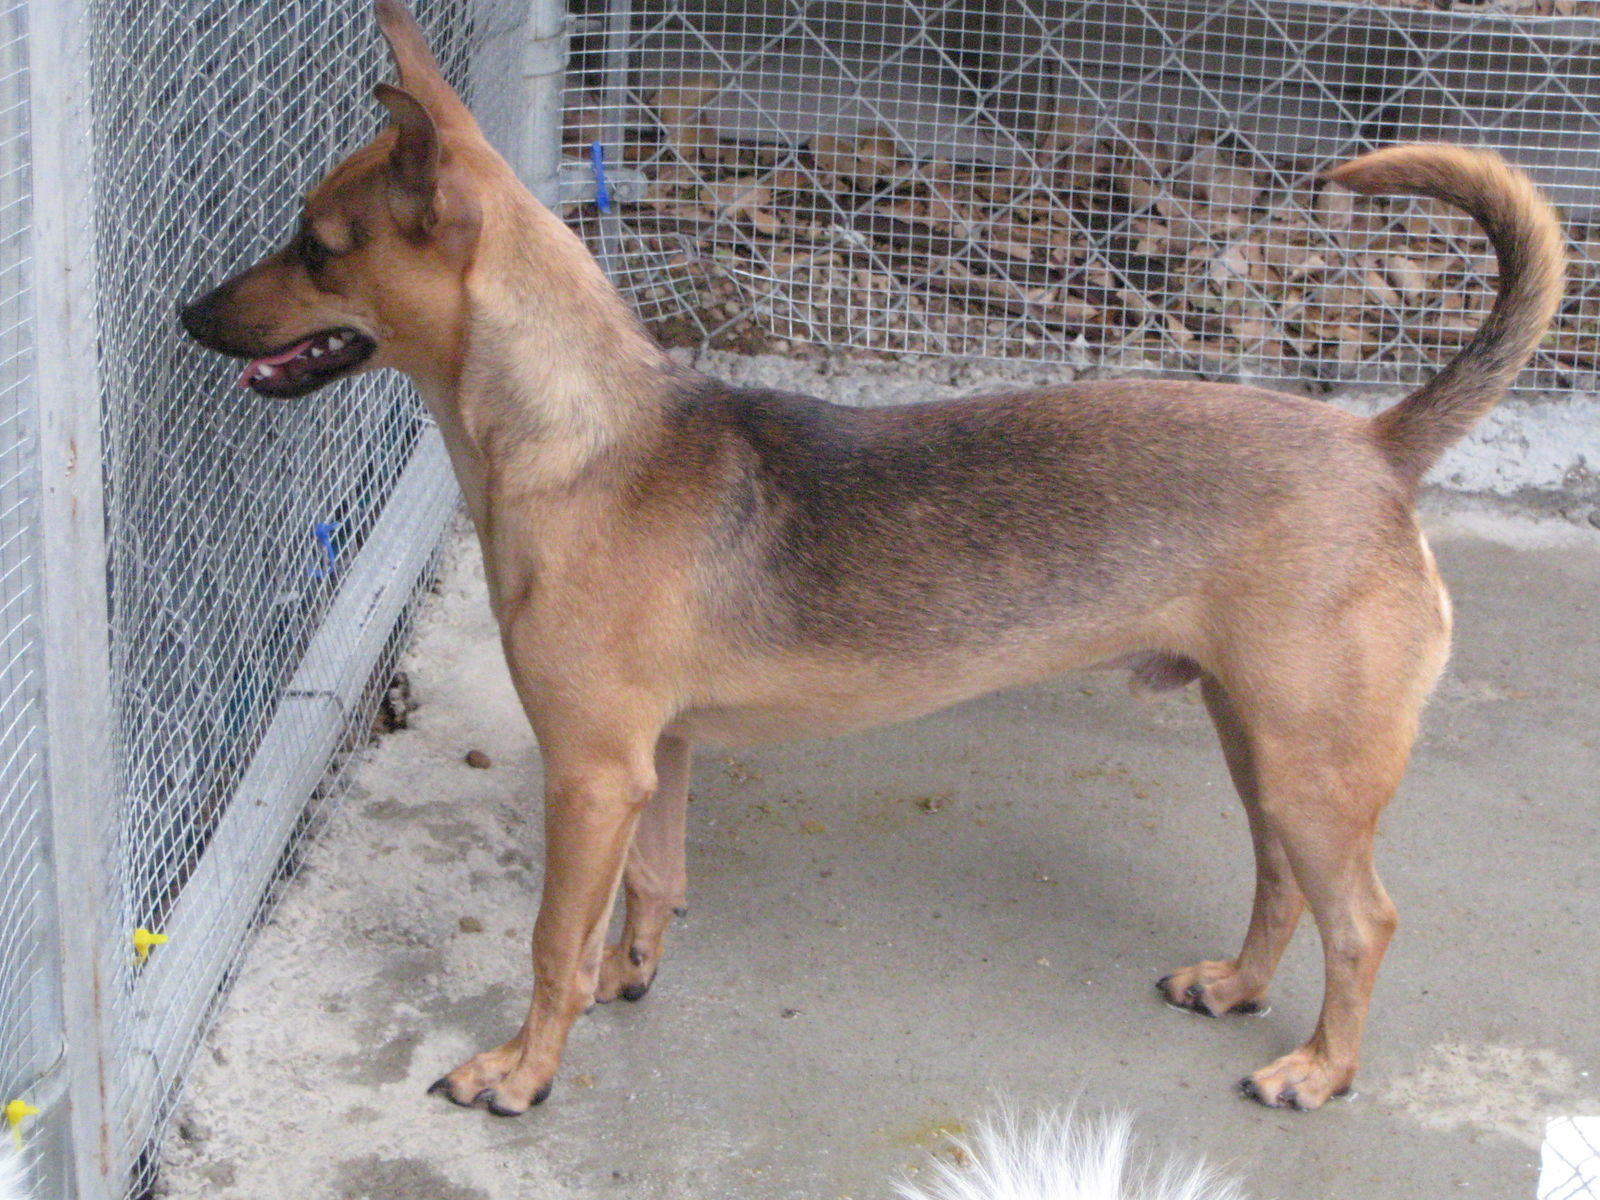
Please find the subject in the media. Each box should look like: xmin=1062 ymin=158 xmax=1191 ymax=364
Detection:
xmin=427 ymin=1040 xmax=555 ymax=1116
xmin=594 ymin=940 xmax=658 ymax=1004
xmin=1156 ymin=960 xmax=1267 ymax=1017
xmin=1239 ymin=1047 xmax=1354 ymax=1111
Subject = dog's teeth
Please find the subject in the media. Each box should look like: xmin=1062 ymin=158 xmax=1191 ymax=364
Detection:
xmin=256 ymin=364 xmax=276 ymax=379
xmin=310 ymin=346 xmax=324 ymax=358
xmin=326 ymin=335 xmax=346 ymax=351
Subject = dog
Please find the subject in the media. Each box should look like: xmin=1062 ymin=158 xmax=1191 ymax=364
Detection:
xmin=180 ymin=0 xmax=1564 ymax=1117
xmin=0 ymin=1145 xmax=29 ymax=1200
xmin=897 ymin=1107 xmax=1248 ymax=1200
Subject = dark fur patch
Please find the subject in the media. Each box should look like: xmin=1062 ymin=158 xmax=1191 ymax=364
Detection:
xmin=663 ymin=377 xmax=1402 ymax=657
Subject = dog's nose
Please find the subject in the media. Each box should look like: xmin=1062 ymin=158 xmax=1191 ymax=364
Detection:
xmin=179 ymin=298 xmax=201 ymax=340
xmin=179 ymin=296 xmax=208 ymax=342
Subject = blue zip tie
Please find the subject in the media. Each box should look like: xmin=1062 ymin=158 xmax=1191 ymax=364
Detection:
xmin=590 ymin=141 xmax=612 ymax=214
xmin=307 ymin=521 xmax=339 ymax=579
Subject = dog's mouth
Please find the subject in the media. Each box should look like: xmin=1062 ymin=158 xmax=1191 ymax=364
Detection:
xmin=237 ymin=327 xmax=376 ymax=398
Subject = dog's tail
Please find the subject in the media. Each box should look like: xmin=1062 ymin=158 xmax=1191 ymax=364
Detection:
xmin=1326 ymin=144 xmax=1566 ymax=486
xmin=0 ymin=1143 xmax=32 ymax=1200
xmin=895 ymin=1106 xmax=1248 ymax=1200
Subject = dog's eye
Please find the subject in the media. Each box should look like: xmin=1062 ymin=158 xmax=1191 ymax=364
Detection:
xmin=298 ymin=230 xmax=332 ymax=273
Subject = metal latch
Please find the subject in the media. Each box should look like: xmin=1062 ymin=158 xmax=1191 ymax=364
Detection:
xmin=557 ymin=157 xmax=648 ymax=208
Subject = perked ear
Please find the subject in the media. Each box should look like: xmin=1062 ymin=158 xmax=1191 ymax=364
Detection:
xmin=375 ymin=82 xmax=440 ymax=235
xmin=373 ymin=0 xmax=478 ymax=133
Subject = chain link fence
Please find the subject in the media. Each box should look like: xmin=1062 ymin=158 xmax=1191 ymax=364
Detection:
xmin=562 ymin=0 xmax=1600 ymax=392
xmin=0 ymin=1 xmax=541 ymax=1197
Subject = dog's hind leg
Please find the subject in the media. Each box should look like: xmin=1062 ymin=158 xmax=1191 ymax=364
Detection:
xmin=594 ymin=734 xmax=691 ymax=1004
xmin=1227 ymin=652 xmax=1433 ymax=1109
xmin=1236 ymin=731 xmax=1403 ymax=1110
xmin=1159 ymin=676 xmax=1305 ymax=1018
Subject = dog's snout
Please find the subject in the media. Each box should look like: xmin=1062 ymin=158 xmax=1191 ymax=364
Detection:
xmin=180 ymin=281 xmax=255 ymax=356
xmin=179 ymin=288 xmax=221 ymax=345
xmin=179 ymin=298 xmax=201 ymax=340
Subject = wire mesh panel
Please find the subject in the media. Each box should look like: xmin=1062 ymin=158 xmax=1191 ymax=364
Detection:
xmin=564 ymin=0 xmax=1600 ymax=391
xmin=83 ymin=1 xmax=494 ymax=1194
xmin=0 ymin=0 xmax=53 ymax=1195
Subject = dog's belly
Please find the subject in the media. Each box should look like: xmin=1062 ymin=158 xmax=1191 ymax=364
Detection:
xmin=667 ymin=633 xmax=1196 ymax=746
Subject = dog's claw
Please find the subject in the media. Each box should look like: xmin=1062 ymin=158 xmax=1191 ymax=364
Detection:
xmin=486 ymin=1095 xmax=524 ymax=1118
xmin=427 ymin=1077 xmax=473 ymax=1108
xmin=1239 ymin=1075 xmax=1311 ymax=1110
xmin=1183 ymin=984 xmax=1217 ymax=1016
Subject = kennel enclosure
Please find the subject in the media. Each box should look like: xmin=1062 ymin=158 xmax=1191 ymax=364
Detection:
xmin=0 ymin=2 xmax=1598 ymax=1199
xmin=562 ymin=0 xmax=1600 ymax=392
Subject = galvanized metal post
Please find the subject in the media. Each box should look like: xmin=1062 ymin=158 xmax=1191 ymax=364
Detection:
xmin=28 ymin=1 xmax=119 ymax=1197
xmin=518 ymin=0 xmax=571 ymax=208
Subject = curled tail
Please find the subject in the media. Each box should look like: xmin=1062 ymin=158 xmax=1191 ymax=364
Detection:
xmin=1326 ymin=144 xmax=1566 ymax=486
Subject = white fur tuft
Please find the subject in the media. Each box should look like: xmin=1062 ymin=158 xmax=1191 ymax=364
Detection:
xmin=896 ymin=1107 xmax=1249 ymax=1200
xmin=0 ymin=1143 xmax=31 ymax=1200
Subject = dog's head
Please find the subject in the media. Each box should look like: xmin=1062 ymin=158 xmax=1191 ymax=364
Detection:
xmin=180 ymin=0 xmax=487 ymax=398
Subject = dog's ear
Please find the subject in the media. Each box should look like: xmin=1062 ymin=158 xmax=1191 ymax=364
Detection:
xmin=373 ymin=0 xmax=477 ymax=132
xmin=375 ymin=82 xmax=441 ymax=235
xmin=374 ymin=82 xmax=481 ymax=253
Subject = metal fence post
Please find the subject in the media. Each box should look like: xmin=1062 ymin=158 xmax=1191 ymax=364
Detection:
xmin=518 ymin=0 xmax=571 ymax=207
xmin=28 ymin=0 xmax=118 ymax=1196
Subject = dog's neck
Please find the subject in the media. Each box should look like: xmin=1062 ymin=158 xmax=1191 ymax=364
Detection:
xmin=415 ymin=185 xmax=676 ymax=528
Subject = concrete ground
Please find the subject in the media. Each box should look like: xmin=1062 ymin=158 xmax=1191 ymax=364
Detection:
xmin=155 ymin=504 xmax=1600 ymax=1200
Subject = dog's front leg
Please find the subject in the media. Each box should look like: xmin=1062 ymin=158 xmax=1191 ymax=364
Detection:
xmin=431 ymin=749 xmax=656 ymax=1115
xmin=594 ymin=734 xmax=691 ymax=1004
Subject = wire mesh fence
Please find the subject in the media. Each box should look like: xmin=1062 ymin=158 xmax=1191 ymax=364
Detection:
xmin=0 ymin=1 xmax=535 ymax=1197
xmin=0 ymin=0 xmax=52 ymax=1193
xmin=563 ymin=0 xmax=1600 ymax=392
xmin=89 ymin=5 xmax=499 ymax=1193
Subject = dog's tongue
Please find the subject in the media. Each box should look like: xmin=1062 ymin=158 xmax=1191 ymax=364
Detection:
xmin=238 ymin=336 xmax=318 ymax=387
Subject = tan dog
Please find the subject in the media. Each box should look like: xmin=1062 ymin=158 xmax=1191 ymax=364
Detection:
xmin=180 ymin=0 xmax=1565 ymax=1116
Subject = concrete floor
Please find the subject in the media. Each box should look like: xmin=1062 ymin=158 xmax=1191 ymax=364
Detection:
xmin=157 ymin=508 xmax=1600 ymax=1200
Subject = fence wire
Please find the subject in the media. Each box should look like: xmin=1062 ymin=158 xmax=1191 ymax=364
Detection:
xmin=0 ymin=0 xmax=48 ymax=1190
xmin=1543 ymin=1117 xmax=1600 ymax=1200
xmin=564 ymin=0 xmax=1600 ymax=391
xmin=85 ymin=2 xmax=482 ymax=1195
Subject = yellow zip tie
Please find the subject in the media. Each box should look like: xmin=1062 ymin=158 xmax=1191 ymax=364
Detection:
xmin=4 ymin=1098 xmax=37 ymax=1154
xmin=132 ymin=927 xmax=168 ymax=965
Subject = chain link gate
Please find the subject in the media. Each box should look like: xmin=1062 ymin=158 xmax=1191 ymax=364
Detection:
xmin=562 ymin=0 xmax=1600 ymax=392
